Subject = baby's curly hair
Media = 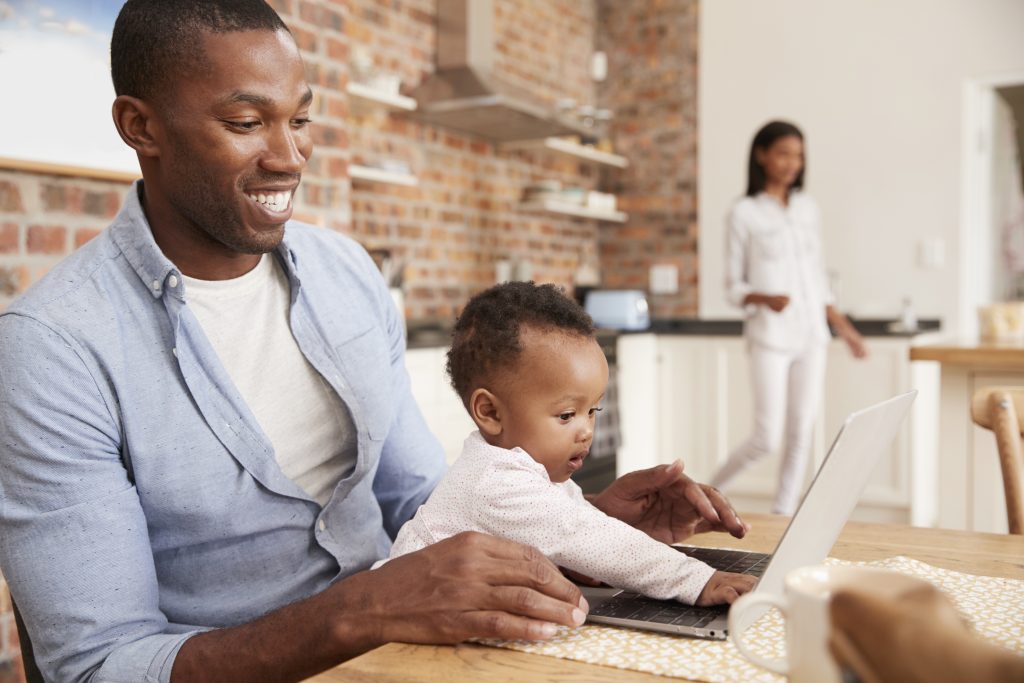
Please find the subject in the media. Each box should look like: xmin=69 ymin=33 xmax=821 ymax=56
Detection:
xmin=446 ymin=281 xmax=596 ymax=407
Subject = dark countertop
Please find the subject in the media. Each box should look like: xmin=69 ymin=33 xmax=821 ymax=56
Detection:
xmin=405 ymin=317 xmax=942 ymax=348
xmin=641 ymin=317 xmax=942 ymax=337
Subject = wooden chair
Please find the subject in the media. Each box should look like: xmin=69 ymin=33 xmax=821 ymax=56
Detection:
xmin=971 ymin=387 xmax=1024 ymax=534
xmin=12 ymin=598 xmax=44 ymax=683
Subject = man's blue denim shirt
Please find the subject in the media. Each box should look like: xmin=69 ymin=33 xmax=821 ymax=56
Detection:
xmin=0 ymin=183 xmax=446 ymax=682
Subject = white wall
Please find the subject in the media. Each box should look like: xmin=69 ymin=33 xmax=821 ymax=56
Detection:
xmin=698 ymin=0 xmax=1024 ymax=332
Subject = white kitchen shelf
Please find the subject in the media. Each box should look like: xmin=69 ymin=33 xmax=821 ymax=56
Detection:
xmin=349 ymin=164 xmax=419 ymax=187
xmin=504 ymin=137 xmax=628 ymax=168
xmin=346 ymin=82 xmax=417 ymax=112
xmin=521 ymin=199 xmax=627 ymax=223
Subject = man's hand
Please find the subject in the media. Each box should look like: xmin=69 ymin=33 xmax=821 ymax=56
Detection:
xmin=829 ymin=584 xmax=1024 ymax=683
xmin=333 ymin=532 xmax=587 ymax=654
xmin=695 ymin=570 xmax=757 ymax=606
xmin=589 ymin=460 xmax=749 ymax=544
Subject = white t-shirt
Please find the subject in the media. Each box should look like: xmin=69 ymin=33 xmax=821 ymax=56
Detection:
xmin=379 ymin=431 xmax=716 ymax=604
xmin=725 ymin=191 xmax=833 ymax=352
xmin=182 ymin=255 xmax=356 ymax=506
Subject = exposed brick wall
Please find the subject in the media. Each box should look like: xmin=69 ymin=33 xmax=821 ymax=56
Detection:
xmin=597 ymin=0 xmax=700 ymax=318
xmin=493 ymin=0 xmax=595 ymax=106
xmin=341 ymin=0 xmax=604 ymax=322
xmin=0 ymin=173 xmax=128 ymax=311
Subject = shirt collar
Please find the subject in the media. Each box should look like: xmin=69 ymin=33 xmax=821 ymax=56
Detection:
xmin=109 ymin=180 xmax=303 ymax=299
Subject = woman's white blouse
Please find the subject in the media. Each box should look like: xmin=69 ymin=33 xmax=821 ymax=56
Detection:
xmin=725 ymin=192 xmax=833 ymax=352
xmin=378 ymin=431 xmax=716 ymax=604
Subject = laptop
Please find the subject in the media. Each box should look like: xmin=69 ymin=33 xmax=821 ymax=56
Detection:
xmin=583 ymin=390 xmax=917 ymax=640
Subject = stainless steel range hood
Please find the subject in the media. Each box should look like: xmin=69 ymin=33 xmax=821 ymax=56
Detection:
xmin=408 ymin=0 xmax=595 ymax=142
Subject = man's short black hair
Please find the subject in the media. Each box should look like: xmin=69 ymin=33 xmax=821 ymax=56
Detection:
xmin=446 ymin=281 xmax=596 ymax=406
xmin=111 ymin=0 xmax=290 ymax=103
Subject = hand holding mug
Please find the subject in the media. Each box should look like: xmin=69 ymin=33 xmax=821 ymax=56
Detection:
xmin=830 ymin=583 xmax=1024 ymax=683
xmin=728 ymin=565 xmax=939 ymax=683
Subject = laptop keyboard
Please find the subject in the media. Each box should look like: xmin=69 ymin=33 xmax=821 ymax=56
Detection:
xmin=675 ymin=546 xmax=771 ymax=577
xmin=588 ymin=547 xmax=771 ymax=629
xmin=589 ymin=592 xmax=726 ymax=628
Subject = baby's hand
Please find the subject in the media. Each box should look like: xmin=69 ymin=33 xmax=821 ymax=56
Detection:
xmin=695 ymin=570 xmax=757 ymax=606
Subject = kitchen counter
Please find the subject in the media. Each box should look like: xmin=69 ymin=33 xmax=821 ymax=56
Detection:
xmin=910 ymin=339 xmax=1024 ymax=369
xmin=642 ymin=317 xmax=941 ymax=337
xmin=909 ymin=337 xmax=1024 ymax=533
xmin=405 ymin=317 xmax=942 ymax=348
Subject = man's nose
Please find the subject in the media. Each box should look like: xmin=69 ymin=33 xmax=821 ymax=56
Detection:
xmin=263 ymin=126 xmax=309 ymax=173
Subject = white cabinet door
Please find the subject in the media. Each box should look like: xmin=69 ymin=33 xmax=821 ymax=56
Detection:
xmin=624 ymin=335 xmax=936 ymax=523
xmin=823 ymin=339 xmax=913 ymax=522
xmin=405 ymin=347 xmax=474 ymax=465
xmin=617 ymin=334 xmax=659 ymax=477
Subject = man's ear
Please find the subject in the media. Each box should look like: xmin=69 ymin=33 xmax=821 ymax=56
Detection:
xmin=112 ymin=95 xmax=161 ymax=158
xmin=469 ymin=388 xmax=503 ymax=437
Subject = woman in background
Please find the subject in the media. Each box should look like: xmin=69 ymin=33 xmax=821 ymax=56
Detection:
xmin=710 ymin=120 xmax=867 ymax=515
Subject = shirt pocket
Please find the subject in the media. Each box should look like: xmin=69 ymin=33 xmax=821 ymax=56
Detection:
xmin=752 ymin=231 xmax=785 ymax=261
xmin=798 ymin=228 xmax=819 ymax=258
xmin=335 ymin=327 xmax=395 ymax=441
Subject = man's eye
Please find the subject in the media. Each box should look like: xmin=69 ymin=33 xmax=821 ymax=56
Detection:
xmin=226 ymin=120 xmax=260 ymax=131
xmin=292 ymin=117 xmax=313 ymax=127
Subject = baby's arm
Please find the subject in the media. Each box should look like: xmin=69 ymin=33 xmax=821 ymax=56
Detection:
xmin=474 ymin=474 xmax=739 ymax=604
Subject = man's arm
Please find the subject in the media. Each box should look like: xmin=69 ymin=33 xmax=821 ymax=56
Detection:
xmin=0 ymin=313 xmax=585 ymax=683
xmin=172 ymin=532 xmax=586 ymax=681
xmin=0 ymin=315 xmax=196 ymax=682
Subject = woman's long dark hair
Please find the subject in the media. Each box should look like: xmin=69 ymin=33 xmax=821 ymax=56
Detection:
xmin=746 ymin=120 xmax=805 ymax=197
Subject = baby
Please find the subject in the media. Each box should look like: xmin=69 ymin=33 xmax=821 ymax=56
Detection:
xmin=381 ymin=282 xmax=755 ymax=606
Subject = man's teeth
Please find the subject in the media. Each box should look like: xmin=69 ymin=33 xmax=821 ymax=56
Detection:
xmin=247 ymin=192 xmax=291 ymax=212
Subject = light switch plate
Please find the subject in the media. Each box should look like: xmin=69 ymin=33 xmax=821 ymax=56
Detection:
xmin=649 ymin=264 xmax=679 ymax=294
xmin=917 ymin=238 xmax=945 ymax=269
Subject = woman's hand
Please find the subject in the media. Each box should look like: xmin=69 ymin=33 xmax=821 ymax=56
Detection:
xmin=826 ymin=305 xmax=869 ymax=359
xmin=841 ymin=328 xmax=868 ymax=359
xmin=745 ymin=292 xmax=790 ymax=312
xmin=589 ymin=460 xmax=750 ymax=544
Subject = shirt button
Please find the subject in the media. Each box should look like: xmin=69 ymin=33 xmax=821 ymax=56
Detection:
xmin=172 ymin=347 xmax=178 ymax=358
xmin=151 ymin=279 xmax=160 ymax=291
xmin=318 ymin=519 xmax=326 ymax=532
xmin=168 ymin=275 xmax=179 ymax=288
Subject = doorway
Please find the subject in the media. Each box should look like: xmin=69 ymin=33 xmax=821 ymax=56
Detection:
xmin=962 ymin=74 xmax=1024 ymax=337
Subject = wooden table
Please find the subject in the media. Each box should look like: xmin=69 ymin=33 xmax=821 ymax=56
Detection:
xmin=306 ymin=513 xmax=1024 ymax=682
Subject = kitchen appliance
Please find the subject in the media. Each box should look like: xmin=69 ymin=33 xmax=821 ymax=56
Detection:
xmin=407 ymin=0 xmax=602 ymax=141
xmin=584 ymin=290 xmax=650 ymax=331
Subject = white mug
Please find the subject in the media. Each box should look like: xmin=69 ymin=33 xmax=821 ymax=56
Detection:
xmin=728 ymin=564 xmax=932 ymax=683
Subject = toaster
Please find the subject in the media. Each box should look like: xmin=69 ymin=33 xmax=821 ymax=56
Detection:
xmin=584 ymin=290 xmax=651 ymax=331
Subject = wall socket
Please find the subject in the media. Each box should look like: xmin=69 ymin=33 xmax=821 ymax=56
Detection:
xmin=649 ymin=264 xmax=679 ymax=294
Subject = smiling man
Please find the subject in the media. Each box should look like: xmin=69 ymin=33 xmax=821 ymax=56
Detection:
xmin=0 ymin=2 xmax=748 ymax=682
